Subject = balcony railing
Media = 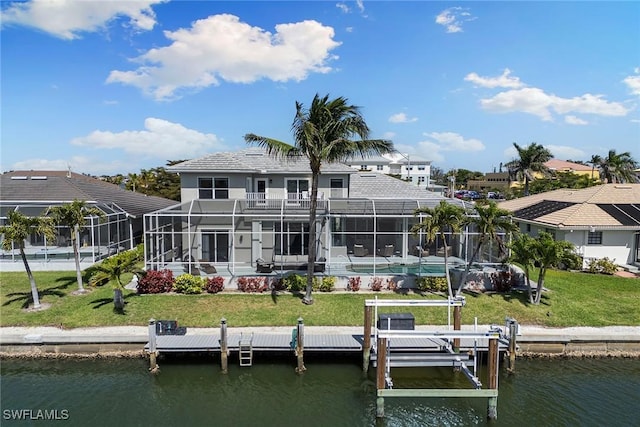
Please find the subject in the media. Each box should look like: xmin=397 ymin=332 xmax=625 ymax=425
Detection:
xmin=246 ymin=192 xmax=327 ymax=209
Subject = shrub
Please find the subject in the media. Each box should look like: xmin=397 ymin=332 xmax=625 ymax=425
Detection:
xmin=282 ymin=274 xmax=306 ymax=292
xmin=313 ymin=276 xmax=336 ymax=292
xmin=386 ymin=278 xmax=398 ymax=291
xmin=270 ymin=278 xmax=287 ymax=292
xmin=369 ymin=277 xmax=384 ymax=292
xmin=204 ymin=276 xmax=225 ymax=294
xmin=137 ymin=269 xmax=174 ymax=294
xmin=417 ymin=276 xmax=448 ymax=293
xmin=490 ymin=270 xmax=514 ymax=293
xmin=587 ymin=257 xmax=618 ymax=275
xmin=347 ymin=277 xmax=361 ymax=292
xmin=237 ymin=276 xmax=268 ymax=293
xmin=174 ymin=274 xmax=204 ymax=294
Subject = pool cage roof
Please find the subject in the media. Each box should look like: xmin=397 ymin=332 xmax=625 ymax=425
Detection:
xmin=147 ymin=197 xmax=473 ymax=218
xmin=0 ymin=202 xmax=128 ymax=220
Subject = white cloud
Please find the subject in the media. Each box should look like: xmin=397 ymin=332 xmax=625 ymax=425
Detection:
xmin=623 ymin=69 xmax=640 ymax=96
xmin=546 ymin=145 xmax=586 ymax=160
xmin=435 ymin=7 xmax=475 ymax=33
xmin=564 ymin=115 xmax=588 ymax=125
xmin=382 ymin=131 xmax=396 ymax=139
xmin=388 ymin=112 xmax=418 ymax=123
xmin=107 ymin=14 xmax=341 ymax=101
xmin=70 ymin=118 xmax=221 ymax=159
xmin=423 ymin=132 xmax=485 ymax=152
xmin=10 ymin=156 xmax=128 ymax=176
xmin=336 ymin=3 xmax=350 ymax=13
xmin=464 ymin=69 xmax=524 ymax=89
xmin=356 ymin=0 xmax=365 ymax=13
xmin=414 ymin=141 xmax=445 ymax=163
xmin=345 ymin=26 xmax=354 ymax=33
xmin=479 ymin=87 xmax=628 ymax=121
xmin=0 ymin=0 xmax=163 ymax=40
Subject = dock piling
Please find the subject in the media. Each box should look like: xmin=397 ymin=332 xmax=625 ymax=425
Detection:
xmin=295 ymin=317 xmax=306 ymax=373
xmin=487 ymin=334 xmax=499 ymax=420
xmin=220 ymin=318 xmax=228 ymax=374
xmin=363 ymin=305 xmax=373 ymax=373
xmin=376 ymin=337 xmax=388 ymax=419
xmin=506 ymin=317 xmax=518 ymax=374
xmin=453 ymin=305 xmax=461 ymax=352
xmin=148 ymin=318 xmax=159 ymax=374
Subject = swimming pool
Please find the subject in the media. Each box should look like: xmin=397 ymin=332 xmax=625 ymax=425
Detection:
xmin=347 ymin=263 xmax=448 ymax=275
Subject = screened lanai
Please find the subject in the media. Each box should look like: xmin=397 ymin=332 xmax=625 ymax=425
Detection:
xmin=0 ymin=202 xmax=133 ymax=264
xmin=144 ymin=197 xmax=511 ymax=278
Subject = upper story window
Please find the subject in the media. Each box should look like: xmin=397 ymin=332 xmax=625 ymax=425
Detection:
xmin=198 ymin=177 xmax=229 ymax=199
xmin=360 ymin=165 xmax=368 ymax=170
xmin=587 ymin=231 xmax=602 ymax=245
xmin=376 ymin=165 xmax=384 ymax=171
xmin=417 ymin=166 xmax=426 ymax=171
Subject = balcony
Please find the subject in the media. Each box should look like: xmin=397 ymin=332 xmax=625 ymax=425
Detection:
xmin=246 ymin=192 xmax=327 ymax=209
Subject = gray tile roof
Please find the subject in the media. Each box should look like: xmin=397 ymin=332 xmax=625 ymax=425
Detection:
xmin=169 ymin=147 xmax=355 ymax=174
xmin=1 ymin=171 xmax=177 ymax=218
xmin=349 ymin=172 xmax=468 ymax=208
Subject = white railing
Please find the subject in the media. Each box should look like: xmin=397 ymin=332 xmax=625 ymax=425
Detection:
xmin=246 ymin=192 xmax=327 ymax=209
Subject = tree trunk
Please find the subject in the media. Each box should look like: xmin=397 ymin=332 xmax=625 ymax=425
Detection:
xmin=455 ymin=239 xmax=483 ymax=296
xmin=114 ymin=288 xmax=125 ymax=311
xmin=534 ymin=268 xmax=546 ymax=305
xmin=442 ymin=234 xmax=453 ymax=298
xmin=525 ymin=268 xmax=534 ymax=304
xmin=303 ymin=171 xmax=319 ymax=305
xmin=19 ymin=247 xmax=41 ymax=309
xmin=73 ymin=225 xmax=85 ymax=292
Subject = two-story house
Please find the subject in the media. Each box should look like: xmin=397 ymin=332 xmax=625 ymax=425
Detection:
xmin=144 ymin=148 xmax=471 ymax=277
xmin=345 ymin=153 xmax=432 ymax=187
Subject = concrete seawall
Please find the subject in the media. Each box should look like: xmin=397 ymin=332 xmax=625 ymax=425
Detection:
xmin=1 ymin=325 xmax=639 ymax=357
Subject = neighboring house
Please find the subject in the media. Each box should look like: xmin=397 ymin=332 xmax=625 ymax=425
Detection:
xmin=345 ymin=153 xmax=432 ymax=187
xmin=544 ymin=159 xmax=599 ymax=180
xmin=0 ymin=170 xmax=177 ymax=269
xmin=144 ymin=148 xmax=476 ymax=277
xmin=498 ymin=184 xmax=640 ymax=269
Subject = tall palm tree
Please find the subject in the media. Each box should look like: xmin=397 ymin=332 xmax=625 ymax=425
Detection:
xmin=455 ymin=201 xmax=519 ymax=296
xmin=245 ymin=93 xmax=394 ymax=304
xmin=508 ymin=234 xmax=537 ymax=304
xmin=588 ymin=154 xmax=602 ymax=180
xmin=504 ymin=142 xmax=553 ymax=196
xmin=49 ymin=200 xmax=105 ymax=294
xmin=596 ymin=150 xmax=638 ymax=183
xmin=0 ymin=210 xmax=55 ymax=309
xmin=411 ymin=200 xmax=466 ymax=298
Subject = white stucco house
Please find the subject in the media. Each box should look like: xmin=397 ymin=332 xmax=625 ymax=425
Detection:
xmin=498 ymin=184 xmax=640 ymax=270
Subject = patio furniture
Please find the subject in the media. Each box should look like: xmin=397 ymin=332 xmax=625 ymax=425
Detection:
xmin=380 ymin=244 xmax=394 ymax=257
xmin=199 ymin=261 xmax=217 ymax=274
xmin=256 ymin=258 xmax=274 ymax=273
xmin=414 ymin=246 xmax=430 ymax=257
xmin=437 ymin=246 xmax=452 ymax=257
xmin=353 ymin=244 xmax=369 ymax=257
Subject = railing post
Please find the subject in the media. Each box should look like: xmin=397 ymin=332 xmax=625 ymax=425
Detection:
xmin=148 ymin=318 xmax=159 ymax=374
xmin=363 ymin=305 xmax=373 ymax=373
xmin=376 ymin=336 xmax=387 ymax=418
xmin=220 ymin=318 xmax=228 ymax=374
xmin=453 ymin=305 xmax=461 ymax=352
xmin=295 ymin=317 xmax=306 ymax=373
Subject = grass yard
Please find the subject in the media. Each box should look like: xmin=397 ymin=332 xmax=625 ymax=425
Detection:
xmin=0 ymin=269 xmax=638 ymax=329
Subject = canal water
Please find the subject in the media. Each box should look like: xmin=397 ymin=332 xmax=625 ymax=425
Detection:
xmin=2 ymin=356 xmax=639 ymax=426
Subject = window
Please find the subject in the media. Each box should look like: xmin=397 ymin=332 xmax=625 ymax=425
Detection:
xmin=526 ymin=224 xmax=531 ymax=232
xmin=198 ymin=177 xmax=229 ymax=199
xmin=418 ymin=176 xmax=425 ymax=183
xmin=588 ymin=231 xmax=602 ymax=245
xmin=360 ymin=165 xmax=368 ymax=170
xmin=201 ymin=230 xmax=229 ymax=262
xmin=376 ymin=165 xmax=384 ymax=171
xmin=330 ymin=179 xmax=344 ymax=198
xmin=275 ymin=222 xmax=309 ymax=255
xmin=417 ymin=166 xmax=426 ymax=171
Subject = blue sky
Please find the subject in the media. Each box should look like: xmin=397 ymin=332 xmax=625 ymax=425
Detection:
xmin=1 ymin=1 xmax=639 ymax=176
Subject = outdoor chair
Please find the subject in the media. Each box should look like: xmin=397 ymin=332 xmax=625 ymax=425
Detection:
xmin=354 ymin=244 xmax=369 ymax=257
xmin=380 ymin=244 xmax=394 ymax=257
xmin=199 ymin=261 xmax=217 ymax=275
xmin=256 ymin=258 xmax=274 ymax=273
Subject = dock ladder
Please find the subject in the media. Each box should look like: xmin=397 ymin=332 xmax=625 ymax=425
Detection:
xmin=239 ymin=332 xmax=254 ymax=367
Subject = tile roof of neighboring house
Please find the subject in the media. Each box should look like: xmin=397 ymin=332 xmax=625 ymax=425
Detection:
xmin=349 ymin=172 xmax=468 ymax=208
xmin=169 ymin=147 xmax=355 ymax=174
xmin=1 ymin=171 xmax=177 ymax=218
xmin=498 ymin=184 xmax=640 ymax=229
xmin=544 ymin=159 xmax=593 ymax=172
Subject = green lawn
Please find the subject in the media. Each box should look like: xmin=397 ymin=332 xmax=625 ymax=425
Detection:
xmin=0 ymin=269 xmax=638 ymax=328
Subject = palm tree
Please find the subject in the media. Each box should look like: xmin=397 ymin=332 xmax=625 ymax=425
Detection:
xmin=508 ymin=234 xmax=537 ymax=304
xmin=588 ymin=154 xmax=602 ymax=180
xmin=411 ymin=200 xmax=466 ymax=298
xmin=0 ymin=210 xmax=55 ymax=309
xmin=530 ymin=232 xmax=576 ymax=305
xmin=596 ymin=150 xmax=638 ymax=183
xmin=245 ymin=93 xmax=394 ymax=304
xmin=455 ymin=201 xmax=519 ymax=296
xmin=49 ymin=200 xmax=105 ymax=294
xmin=504 ymin=142 xmax=553 ymax=196
xmin=89 ymin=247 xmax=142 ymax=311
